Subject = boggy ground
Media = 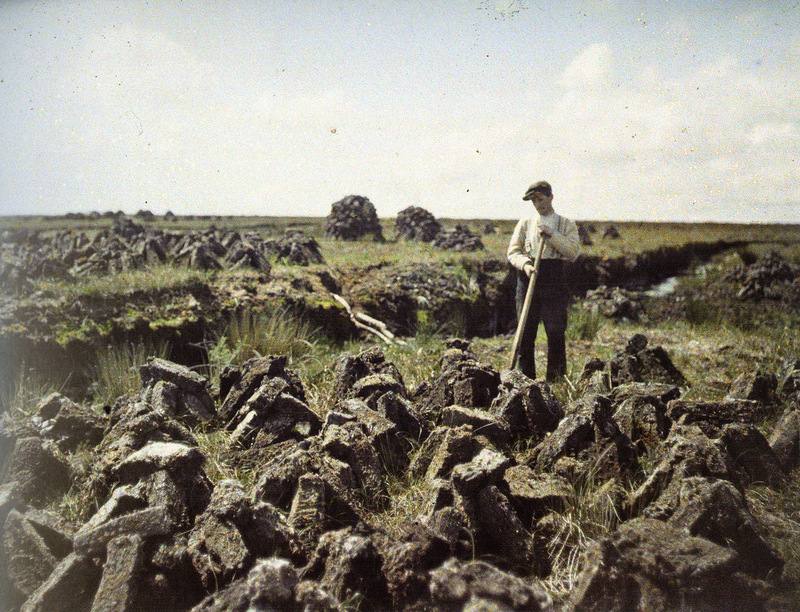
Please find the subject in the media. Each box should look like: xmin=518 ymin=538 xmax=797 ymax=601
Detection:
xmin=1 ymin=237 xmax=800 ymax=611
xmin=3 ymin=216 xmax=796 ymax=397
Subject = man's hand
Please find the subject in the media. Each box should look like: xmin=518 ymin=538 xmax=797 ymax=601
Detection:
xmin=538 ymin=224 xmax=554 ymax=238
xmin=523 ymin=262 xmax=535 ymax=277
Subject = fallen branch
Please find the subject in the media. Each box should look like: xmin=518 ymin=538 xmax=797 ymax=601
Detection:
xmin=330 ymin=293 xmax=406 ymax=346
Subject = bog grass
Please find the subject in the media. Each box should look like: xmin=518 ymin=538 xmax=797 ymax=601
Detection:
xmin=373 ymin=472 xmax=436 ymax=540
xmin=542 ymin=451 xmax=627 ymax=600
xmin=91 ymin=340 xmax=170 ymax=405
xmin=212 ymin=308 xmax=319 ymax=366
xmin=193 ymin=428 xmax=259 ymax=489
xmin=567 ymin=304 xmax=604 ymax=342
xmin=747 ymin=477 xmax=800 ymax=600
xmin=206 ymin=308 xmax=322 ymax=401
xmin=0 ymin=366 xmax=59 ymax=423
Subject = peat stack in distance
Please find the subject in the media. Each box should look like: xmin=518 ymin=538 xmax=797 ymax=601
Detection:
xmin=395 ymin=206 xmax=442 ymax=242
xmin=325 ymin=195 xmax=384 ymax=242
xmin=433 ymin=224 xmax=484 ymax=251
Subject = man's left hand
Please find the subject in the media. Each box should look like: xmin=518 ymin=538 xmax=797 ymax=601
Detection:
xmin=538 ymin=224 xmax=554 ymax=238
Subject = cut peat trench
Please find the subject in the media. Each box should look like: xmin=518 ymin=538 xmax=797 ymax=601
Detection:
xmin=345 ymin=239 xmax=756 ymax=340
xmin=0 ymin=238 xmax=769 ymax=397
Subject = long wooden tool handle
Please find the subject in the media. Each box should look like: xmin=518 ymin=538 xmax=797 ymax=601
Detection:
xmin=508 ymin=236 xmax=547 ymax=370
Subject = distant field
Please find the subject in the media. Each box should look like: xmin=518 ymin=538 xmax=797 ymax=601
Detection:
xmin=3 ymin=215 xmax=799 ymax=267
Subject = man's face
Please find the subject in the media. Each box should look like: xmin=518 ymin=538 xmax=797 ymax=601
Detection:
xmin=531 ymin=192 xmax=553 ymax=214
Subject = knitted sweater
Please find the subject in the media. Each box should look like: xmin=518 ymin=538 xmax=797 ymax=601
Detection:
xmin=506 ymin=212 xmax=580 ymax=271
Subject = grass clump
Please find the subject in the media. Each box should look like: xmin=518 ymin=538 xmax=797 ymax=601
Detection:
xmin=294 ymin=331 xmax=447 ymax=420
xmin=382 ymin=333 xmax=446 ymax=389
xmin=746 ymin=476 xmax=800 ymax=600
xmin=567 ymin=305 xmax=603 ymax=342
xmin=207 ymin=308 xmax=320 ymax=398
xmin=0 ymin=366 xmax=59 ymax=423
xmin=683 ymin=297 xmax=717 ymax=326
xmin=91 ymin=340 xmax=169 ymax=405
xmin=542 ymin=451 xmax=627 ymax=601
xmin=47 ymin=447 xmax=102 ymax=523
xmin=372 ymin=472 xmax=435 ymax=540
xmin=294 ymin=339 xmax=347 ymax=418
xmin=49 ymin=486 xmax=98 ymax=525
xmin=210 ymin=308 xmax=318 ymax=366
xmin=193 ymin=429 xmax=258 ymax=488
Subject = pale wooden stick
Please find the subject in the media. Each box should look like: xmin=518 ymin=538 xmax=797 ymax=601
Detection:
xmin=331 ymin=293 xmax=404 ymax=345
xmin=509 ymin=238 xmax=547 ymax=370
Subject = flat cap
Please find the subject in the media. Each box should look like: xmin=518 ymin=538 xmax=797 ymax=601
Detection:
xmin=523 ymin=181 xmax=552 ymax=201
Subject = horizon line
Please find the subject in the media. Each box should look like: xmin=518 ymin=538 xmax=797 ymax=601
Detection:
xmin=1 ymin=213 xmax=799 ymax=227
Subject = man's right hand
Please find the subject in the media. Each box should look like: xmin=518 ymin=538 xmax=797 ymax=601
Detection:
xmin=523 ymin=262 xmax=535 ymax=277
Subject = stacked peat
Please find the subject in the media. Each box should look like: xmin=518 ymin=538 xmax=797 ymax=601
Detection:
xmin=262 ymin=230 xmax=324 ymax=266
xmin=432 ymin=224 xmax=484 ymax=252
xmin=0 ymin=223 xmax=333 ymax=291
xmin=583 ymin=285 xmax=643 ymax=321
xmin=395 ymin=206 xmax=442 ymax=242
xmin=325 ymin=195 xmax=384 ymax=242
xmin=727 ymin=251 xmax=800 ymax=300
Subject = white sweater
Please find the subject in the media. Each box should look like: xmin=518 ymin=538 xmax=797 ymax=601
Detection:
xmin=506 ymin=212 xmax=580 ymax=271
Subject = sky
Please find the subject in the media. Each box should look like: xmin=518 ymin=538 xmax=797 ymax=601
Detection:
xmin=0 ymin=0 xmax=799 ymax=222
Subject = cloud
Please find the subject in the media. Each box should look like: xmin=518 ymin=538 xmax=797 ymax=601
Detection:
xmin=749 ymin=122 xmax=799 ymax=146
xmin=521 ymin=43 xmax=800 ymax=221
xmin=791 ymin=35 xmax=800 ymax=60
xmin=661 ymin=16 xmax=695 ymax=52
xmin=558 ymin=43 xmax=613 ymax=89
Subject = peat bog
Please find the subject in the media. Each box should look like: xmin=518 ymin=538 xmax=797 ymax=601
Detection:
xmin=1 ymin=212 xmax=799 ymax=610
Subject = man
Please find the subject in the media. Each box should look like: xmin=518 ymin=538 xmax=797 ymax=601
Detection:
xmin=507 ymin=180 xmax=580 ymax=381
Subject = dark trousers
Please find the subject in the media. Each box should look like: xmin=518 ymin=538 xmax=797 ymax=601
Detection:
xmin=514 ymin=260 xmax=569 ymax=382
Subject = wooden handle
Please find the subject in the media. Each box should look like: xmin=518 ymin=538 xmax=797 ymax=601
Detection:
xmin=508 ymin=237 xmax=547 ymax=370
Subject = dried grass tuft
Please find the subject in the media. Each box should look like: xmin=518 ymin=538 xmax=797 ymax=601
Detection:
xmin=91 ymin=340 xmax=169 ymax=405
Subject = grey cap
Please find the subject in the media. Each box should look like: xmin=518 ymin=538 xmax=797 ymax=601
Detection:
xmin=523 ymin=181 xmax=552 ymax=201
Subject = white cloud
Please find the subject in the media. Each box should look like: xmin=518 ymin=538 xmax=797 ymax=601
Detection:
xmin=517 ymin=44 xmax=800 ymax=221
xmin=661 ymin=16 xmax=694 ymax=52
xmin=558 ymin=43 xmax=613 ymax=90
xmin=791 ymin=35 xmax=800 ymax=60
xmin=749 ymin=122 xmax=799 ymax=145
